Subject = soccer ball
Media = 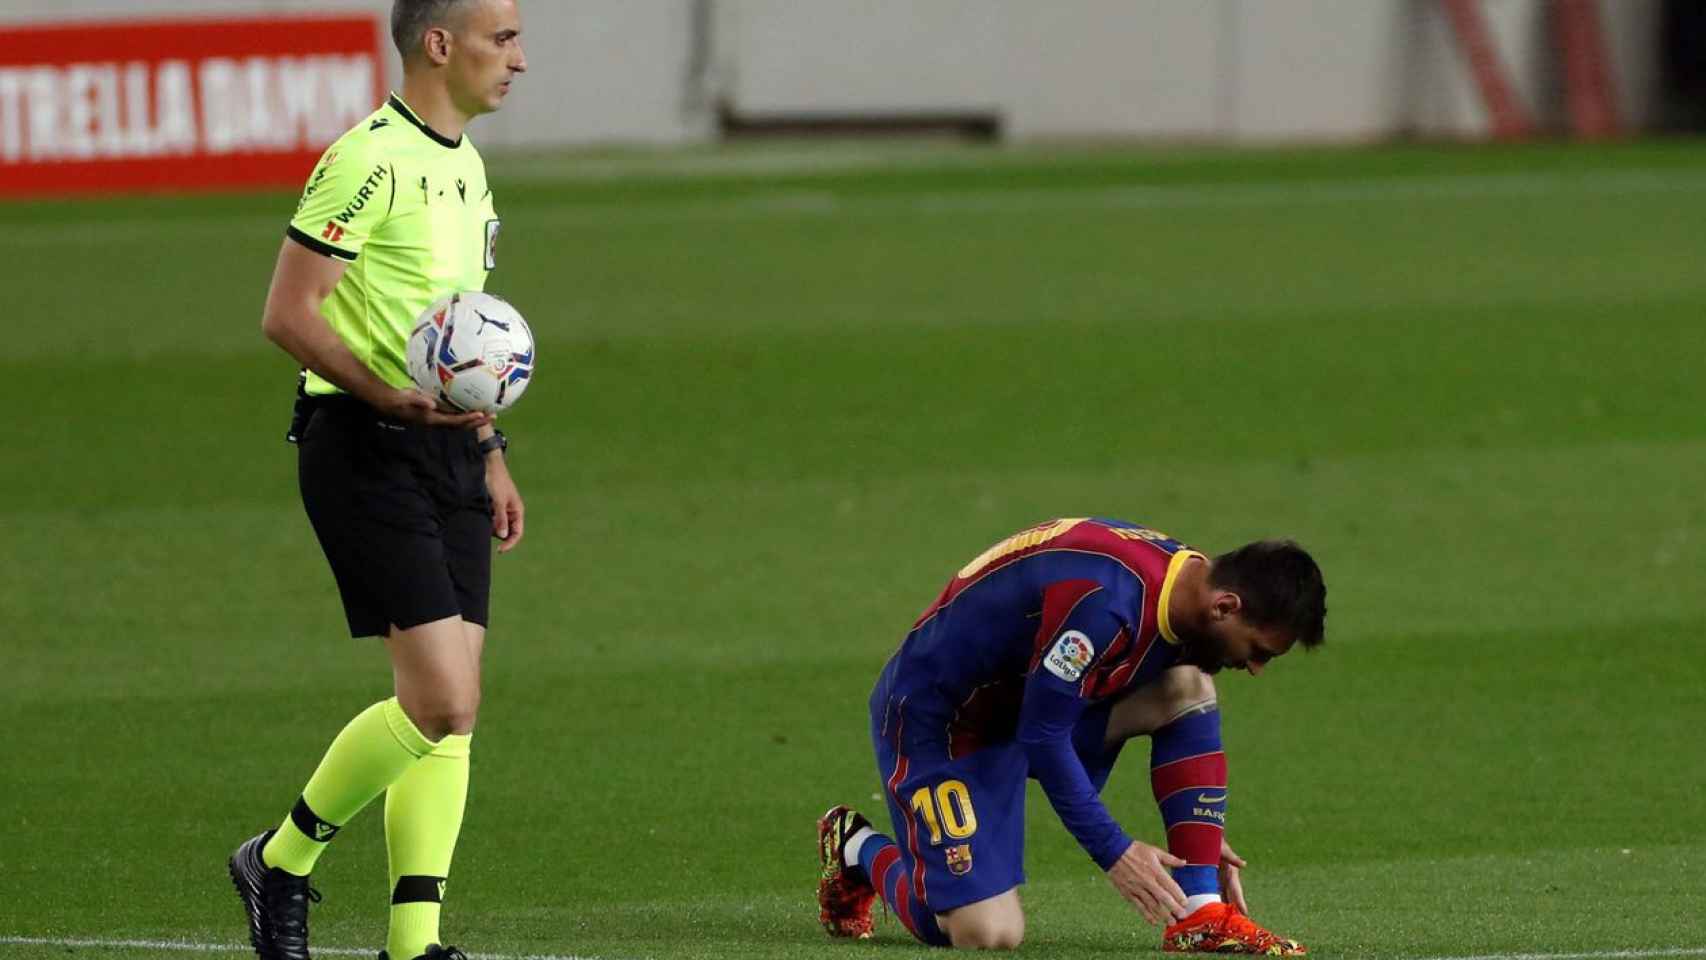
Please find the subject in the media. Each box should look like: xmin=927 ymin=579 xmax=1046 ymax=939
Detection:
xmin=406 ymin=291 xmax=535 ymax=414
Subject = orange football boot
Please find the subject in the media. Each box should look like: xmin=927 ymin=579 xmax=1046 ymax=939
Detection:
xmin=1163 ymin=902 xmax=1307 ymax=956
xmin=816 ymin=805 xmax=877 ymax=939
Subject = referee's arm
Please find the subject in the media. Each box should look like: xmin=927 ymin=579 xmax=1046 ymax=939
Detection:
xmin=479 ymin=419 xmax=525 ymax=553
xmin=261 ymin=238 xmax=488 ymax=430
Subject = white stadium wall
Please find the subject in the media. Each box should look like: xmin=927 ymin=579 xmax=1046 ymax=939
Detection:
xmin=713 ymin=0 xmax=1663 ymax=142
xmin=1224 ymin=1 xmax=1407 ymax=140
xmin=963 ymin=1 xmax=1230 ymax=140
xmin=0 ymin=0 xmax=1669 ymax=153
xmin=716 ymin=0 xmax=1004 ymax=117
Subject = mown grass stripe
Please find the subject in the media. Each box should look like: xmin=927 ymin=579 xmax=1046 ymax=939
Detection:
xmin=0 ymin=938 xmax=616 ymax=960
xmin=8 ymin=936 xmax=1706 ymax=960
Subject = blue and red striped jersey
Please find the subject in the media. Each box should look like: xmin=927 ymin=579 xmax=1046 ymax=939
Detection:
xmin=872 ymin=517 xmax=1205 ymax=869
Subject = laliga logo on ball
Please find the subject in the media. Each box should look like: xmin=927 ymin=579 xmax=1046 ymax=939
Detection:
xmin=405 ymin=291 xmax=535 ymax=414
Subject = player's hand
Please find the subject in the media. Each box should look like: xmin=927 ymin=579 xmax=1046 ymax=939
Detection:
xmin=486 ymin=457 xmax=524 ymax=553
xmin=1219 ymin=839 xmax=1248 ymax=914
xmin=1105 ymin=841 xmax=1188 ymax=926
xmin=378 ymin=388 xmax=491 ymax=429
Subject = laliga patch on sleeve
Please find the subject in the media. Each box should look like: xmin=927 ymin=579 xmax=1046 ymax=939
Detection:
xmin=1043 ymin=630 xmax=1095 ymax=682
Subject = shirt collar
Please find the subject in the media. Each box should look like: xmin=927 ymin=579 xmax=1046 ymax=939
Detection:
xmin=1156 ymin=550 xmax=1205 ymax=645
xmin=387 ymin=93 xmax=462 ymax=149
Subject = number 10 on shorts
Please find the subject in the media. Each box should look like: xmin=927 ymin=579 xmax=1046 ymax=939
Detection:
xmin=910 ymin=779 xmax=978 ymax=845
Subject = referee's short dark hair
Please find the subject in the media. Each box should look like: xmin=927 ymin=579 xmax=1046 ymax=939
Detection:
xmin=392 ymin=0 xmax=472 ymax=60
xmin=1209 ymin=540 xmax=1327 ymax=648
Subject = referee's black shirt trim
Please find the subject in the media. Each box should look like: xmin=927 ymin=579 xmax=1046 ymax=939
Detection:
xmin=286 ymin=225 xmax=358 ymax=262
xmin=388 ymin=94 xmax=462 ymax=149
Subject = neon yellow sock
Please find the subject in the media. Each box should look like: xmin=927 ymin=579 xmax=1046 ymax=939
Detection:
xmin=262 ymin=698 xmax=436 ymax=876
xmin=384 ymin=732 xmax=471 ymax=959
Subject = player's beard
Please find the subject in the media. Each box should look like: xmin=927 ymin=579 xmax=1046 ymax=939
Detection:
xmin=1175 ymin=632 xmax=1226 ymax=675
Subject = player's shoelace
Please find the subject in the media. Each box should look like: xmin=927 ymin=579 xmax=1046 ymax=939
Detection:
xmin=1214 ymin=906 xmax=1302 ymax=955
xmin=264 ymin=877 xmax=322 ymax=960
xmin=1167 ymin=904 xmax=1304 ymax=956
xmin=1222 ymin=908 xmax=1277 ymax=946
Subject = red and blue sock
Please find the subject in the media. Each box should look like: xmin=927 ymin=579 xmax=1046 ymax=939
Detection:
xmin=1150 ymin=707 xmax=1228 ymax=901
xmin=856 ymin=833 xmax=950 ymax=946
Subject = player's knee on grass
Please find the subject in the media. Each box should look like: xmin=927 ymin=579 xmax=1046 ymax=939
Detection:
xmin=1104 ymin=666 xmax=1218 ymax=746
xmin=945 ymin=915 xmax=1024 ymax=950
xmin=945 ymin=918 xmax=1024 ymax=950
xmin=941 ymin=893 xmax=1025 ymax=950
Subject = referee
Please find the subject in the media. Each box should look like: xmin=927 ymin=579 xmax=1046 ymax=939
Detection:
xmin=228 ymin=4 xmax=527 ymax=960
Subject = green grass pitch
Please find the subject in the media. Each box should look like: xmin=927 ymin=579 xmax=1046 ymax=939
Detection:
xmin=2 ymin=140 xmax=1704 ymax=959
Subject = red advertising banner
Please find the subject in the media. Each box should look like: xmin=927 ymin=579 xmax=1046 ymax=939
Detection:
xmin=0 ymin=15 xmax=386 ymax=197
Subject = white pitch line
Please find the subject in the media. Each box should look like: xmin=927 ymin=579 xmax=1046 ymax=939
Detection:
xmin=0 ymin=937 xmax=622 ymax=960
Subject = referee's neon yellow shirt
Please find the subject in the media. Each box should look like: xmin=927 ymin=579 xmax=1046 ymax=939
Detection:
xmin=287 ymin=94 xmax=500 ymax=397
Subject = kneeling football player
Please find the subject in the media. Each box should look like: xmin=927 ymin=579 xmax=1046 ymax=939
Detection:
xmin=817 ymin=518 xmax=1324 ymax=953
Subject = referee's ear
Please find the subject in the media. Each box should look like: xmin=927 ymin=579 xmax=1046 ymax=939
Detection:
xmin=421 ymin=27 xmax=453 ymax=67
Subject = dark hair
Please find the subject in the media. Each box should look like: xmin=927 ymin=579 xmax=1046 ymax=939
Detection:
xmin=1208 ymin=540 xmax=1327 ymax=648
xmin=391 ymin=0 xmax=472 ymax=60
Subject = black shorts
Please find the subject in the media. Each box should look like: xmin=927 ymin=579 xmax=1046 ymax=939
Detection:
xmin=296 ymin=397 xmax=493 ymax=638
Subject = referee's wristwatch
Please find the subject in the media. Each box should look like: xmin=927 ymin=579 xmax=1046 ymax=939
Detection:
xmin=478 ymin=429 xmax=508 ymax=459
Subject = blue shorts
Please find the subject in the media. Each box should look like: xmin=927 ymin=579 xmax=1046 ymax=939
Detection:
xmin=869 ymin=698 xmax=1121 ymax=914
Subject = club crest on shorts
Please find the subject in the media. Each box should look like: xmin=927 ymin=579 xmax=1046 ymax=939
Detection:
xmin=945 ymin=843 xmax=973 ymax=876
xmin=1043 ymin=629 xmax=1094 ymax=682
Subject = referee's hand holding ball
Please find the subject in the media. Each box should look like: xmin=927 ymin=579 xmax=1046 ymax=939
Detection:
xmin=378 ymin=386 xmax=492 ymax=430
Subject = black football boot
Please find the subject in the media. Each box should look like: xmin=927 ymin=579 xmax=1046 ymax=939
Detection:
xmin=228 ymin=830 xmax=322 ymax=960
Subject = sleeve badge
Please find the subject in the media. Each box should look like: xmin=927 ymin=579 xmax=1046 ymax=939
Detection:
xmin=1043 ymin=629 xmax=1095 ymax=683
